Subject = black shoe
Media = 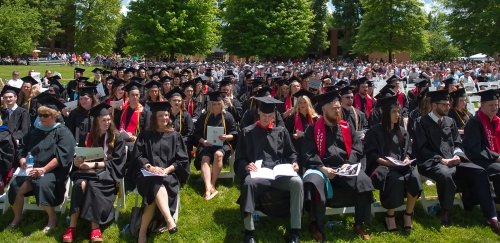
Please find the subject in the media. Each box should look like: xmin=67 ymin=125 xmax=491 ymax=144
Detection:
xmin=244 ymin=231 xmax=256 ymax=243
xmin=287 ymin=233 xmax=300 ymax=243
xmin=439 ymin=209 xmax=452 ymax=227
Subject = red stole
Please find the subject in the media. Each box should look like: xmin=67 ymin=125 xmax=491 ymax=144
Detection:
xmin=285 ymin=96 xmax=292 ymax=110
xmin=85 ymin=132 xmax=93 ymax=147
xmin=294 ymin=112 xmax=313 ymax=132
xmin=396 ymin=91 xmax=404 ymax=108
xmin=271 ymin=86 xmax=277 ymax=97
xmin=256 ymin=120 xmax=274 ymax=131
xmin=187 ymin=99 xmax=195 ymax=117
xmin=478 ymin=110 xmax=500 ymax=153
xmin=412 ymin=87 xmax=419 ymax=97
xmin=314 ymin=117 xmax=352 ymax=159
xmin=202 ymin=85 xmax=209 ymax=94
xmin=120 ymin=102 xmax=143 ymax=135
xmin=353 ymin=93 xmax=373 ymax=118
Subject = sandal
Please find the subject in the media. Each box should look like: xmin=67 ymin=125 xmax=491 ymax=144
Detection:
xmin=204 ymin=187 xmax=219 ymax=201
xmin=6 ymin=223 xmax=19 ymax=230
xmin=62 ymin=227 xmax=76 ymax=242
xmin=90 ymin=228 xmax=103 ymax=242
xmin=403 ymin=211 xmax=414 ymax=233
xmin=42 ymin=225 xmax=55 ymax=234
xmin=384 ymin=213 xmax=398 ymax=232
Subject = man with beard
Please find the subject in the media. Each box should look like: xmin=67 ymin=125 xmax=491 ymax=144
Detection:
xmin=352 ymin=77 xmax=376 ymax=120
xmin=301 ymin=91 xmax=374 ymax=241
xmin=415 ymin=89 xmax=498 ymax=229
xmin=339 ymin=86 xmax=369 ymax=133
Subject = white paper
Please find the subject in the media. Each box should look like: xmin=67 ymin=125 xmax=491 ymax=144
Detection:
xmin=111 ymin=99 xmax=124 ymax=109
xmin=207 ymin=126 xmax=224 ymax=147
xmin=334 ymin=163 xmax=361 ymax=177
xmin=75 ymin=147 xmax=105 ymax=161
xmin=141 ymin=168 xmax=167 ymax=177
xmin=385 ymin=157 xmax=415 ymax=166
xmin=64 ymin=100 xmax=78 ymax=111
xmin=14 ymin=166 xmax=33 ymax=177
xmin=96 ymin=83 xmax=106 ymax=97
xmin=250 ymin=162 xmax=297 ymax=180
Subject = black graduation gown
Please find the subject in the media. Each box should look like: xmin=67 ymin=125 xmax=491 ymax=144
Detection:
xmin=463 ymin=115 xmax=500 ymax=203
xmin=234 ymin=124 xmax=297 ymax=215
xmin=20 ymin=98 xmax=38 ymax=125
xmin=240 ymin=109 xmax=285 ymax=130
xmin=66 ymin=107 xmax=92 ymax=146
xmin=0 ymin=128 xmax=15 ymax=186
xmin=9 ymin=125 xmax=76 ymax=206
xmin=364 ymin=125 xmax=421 ymax=209
xmin=226 ymin=98 xmax=243 ymax=123
xmin=407 ymin=89 xmax=419 ymax=112
xmin=171 ymin=110 xmax=194 ymax=156
xmin=284 ymin=112 xmax=316 ymax=168
xmin=193 ymin=112 xmax=237 ymax=170
xmin=66 ymin=80 xmax=79 ymax=101
xmin=415 ymin=115 xmax=495 ymax=216
xmin=341 ymin=107 xmax=368 ymax=131
xmin=368 ymin=108 xmax=382 ymax=127
xmin=132 ymin=131 xmax=190 ymax=222
xmin=1 ymin=107 xmax=30 ymax=141
xmin=184 ymin=99 xmax=203 ymax=121
xmin=301 ymin=123 xmax=374 ymax=225
xmin=69 ymin=133 xmax=126 ymax=225
xmin=448 ymin=109 xmax=472 ymax=130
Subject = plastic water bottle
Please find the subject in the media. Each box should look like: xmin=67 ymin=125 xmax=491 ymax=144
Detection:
xmin=252 ymin=213 xmax=261 ymax=222
xmin=26 ymin=152 xmax=34 ymax=168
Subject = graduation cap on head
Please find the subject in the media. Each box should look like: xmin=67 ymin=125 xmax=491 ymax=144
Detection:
xmin=385 ymin=75 xmax=399 ymax=84
xmin=244 ymin=70 xmax=253 ymax=78
xmin=356 ymin=77 xmax=368 ymax=86
xmin=102 ymin=70 xmax=111 ymax=76
xmin=377 ymin=95 xmax=399 ymax=112
xmin=124 ymin=81 xmax=143 ymax=92
xmin=226 ymin=69 xmax=235 ymax=76
xmin=77 ymin=77 xmax=90 ymax=83
xmin=89 ymin=103 xmax=112 ymax=118
xmin=91 ymin=68 xmax=103 ymax=73
xmin=49 ymin=79 xmax=64 ymax=91
xmin=443 ymin=77 xmax=457 ymax=86
xmin=21 ymin=76 xmax=39 ymax=85
xmin=375 ymin=85 xmax=397 ymax=99
xmin=160 ymin=76 xmax=173 ymax=83
xmin=192 ymin=77 xmax=205 ymax=85
xmin=427 ymin=89 xmax=450 ymax=103
xmin=148 ymin=101 xmax=171 ymax=113
xmin=334 ymin=80 xmax=348 ymax=88
xmin=251 ymin=78 xmax=265 ymax=87
xmin=367 ymin=81 xmax=374 ymax=88
xmin=323 ymin=85 xmax=339 ymax=93
xmin=112 ymin=79 xmax=126 ymax=89
xmin=293 ymin=89 xmax=314 ymax=100
xmin=314 ymin=91 xmax=341 ymax=108
xmin=208 ymin=91 xmax=224 ymax=101
xmin=105 ymin=76 xmax=115 ymax=82
xmin=415 ymin=78 xmax=430 ymax=88
xmin=37 ymin=92 xmax=66 ymax=111
xmin=1 ymin=85 xmax=20 ymax=96
xmin=308 ymin=79 xmax=322 ymax=91
xmin=79 ymin=86 xmax=97 ymax=96
xmin=145 ymin=80 xmax=162 ymax=90
xmin=49 ymin=75 xmax=62 ymax=82
xmin=339 ymin=86 xmax=354 ymax=96
xmin=148 ymin=66 xmax=157 ymax=71
xmin=165 ymin=87 xmax=185 ymax=100
xmin=301 ymin=71 xmax=314 ymax=80
xmin=255 ymin=86 xmax=273 ymax=97
xmin=205 ymin=69 xmax=213 ymax=77
xmin=74 ymin=67 xmax=85 ymax=74
xmin=288 ymin=76 xmax=301 ymax=84
xmin=254 ymin=96 xmax=283 ymax=114
xmin=474 ymin=89 xmax=498 ymax=102
xmin=124 ymin=68 xmax=136 ymax=74
xmin=449 ymin=88 xmax=467 ymax=99
xmin=181 ymin=80 xmax=195 ymax=90
xmin=219 ymin=79 xmax=232 ymax=88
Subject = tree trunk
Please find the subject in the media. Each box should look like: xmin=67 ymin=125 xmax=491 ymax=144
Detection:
xmin=388 ymin=48 xmax=393 ymax=63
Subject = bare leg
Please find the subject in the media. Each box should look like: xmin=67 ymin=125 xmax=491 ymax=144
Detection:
xmin=404 ymin=193 xmax=418 ymax=227
xmin=69 ymin=180 xmax=87 ymax=227
xmin=385 ymin=208 xmax=397 ymax=230
xmin=210 ymin=151 xmax=224 ymax=189
xmin=41 ymin=205 xmax=57 ymax=228
xmin=10 ymin=180 xmax=33 ymax=225
xmin=138 ymin=201 xmax=157 ymax=243
xmin=155 ymin=185 xmax=176 ymax=229
xmin=200 ymin=156 xmax=213 ymax=198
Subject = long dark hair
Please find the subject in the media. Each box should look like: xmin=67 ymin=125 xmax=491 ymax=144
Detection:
xmin=149 ymin=110 xmax=174 ymax=132
xmin=90 ymin=116 xmax=118 ymax=158
xmin=380 ymin=107 xmax=405 ymax=154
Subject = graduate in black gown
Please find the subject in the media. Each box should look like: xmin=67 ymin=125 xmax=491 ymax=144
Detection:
xmin=17 ymin=76 xmax=39 ymax=125
xmin=364 ymin=95 xmax=421 ymax=233
xmin=240 ymin=87 xmax=285 ymax=130
xmin=415 ymin=89 xmax=498 ymax=227
xmin=448 ymin=88 xmax=473 ymax=130
xmin=219 ymin=79 xmax=243 ymax=123
xmin=352 ymin=77 xmax=376 ymax=120
xmin=105 ymin=79 xmax=126 ymax=128
xmin=194 ymin=91 xmax=237 ymax=200
xmin=407 ymin=78 xmax=430 ymax=112
xmin=234 ymin=96 xmax=302 ymax=243
xmin=0 ymin=116 xmax=15 ymax=194
xmin=301 ymin=90 xmax=374 ymax=241
xmin=131 ymin=101 xmax=190 ymax=243
xmin=181 ymin=81 xmax=203 ymax=121
xmin=1 ymin=85 xmax=30 ymax=141
xmin=166 ymin=88 xmax=194 ymax=161
xmin=8 ymin=96 xmax=75 ymax=233
xmin=339 ymin=86 xmax=369 ymax=132
xmin=66 ymin=68 xmax=85 ymax=101
xmin=62 ymin=103 xmax=126 ymax=242
xmin=66 ymin=86 xmax=99 ymax=146
xmin=385 ymin=75 xmax=409 ymax=117
xmin=463 ymin=89 xmax=500 ymax=234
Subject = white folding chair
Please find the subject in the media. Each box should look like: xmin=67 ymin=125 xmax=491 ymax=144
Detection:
xmin=114 ymin=145 xmax=128 ymax=222
xmin=218 ymin=151 xmax=235 ymax=182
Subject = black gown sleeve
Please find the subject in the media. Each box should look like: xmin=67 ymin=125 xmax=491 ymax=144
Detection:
xmin=0 ymin=131 xmax=15 ymax=179
xmin=363 ymin=126 xmax=382 ymax=174
xmin=463 ymin=117 xmax=499 ymax=163
xmin=55 ymin=126 xmax=77 ymax=174
xmin=172 ymin=132 xmax=190 ymax=184
xmin=234 ymin=127 xmax=250 ymax=178
xmin=106 ymin=133 xmax=126 ymax=182
xmin=282 ymin=127 xmax=297 ymax=164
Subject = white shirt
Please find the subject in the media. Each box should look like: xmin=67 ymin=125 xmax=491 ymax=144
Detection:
xmin=7 ymin=103 xmax=18 ymax=118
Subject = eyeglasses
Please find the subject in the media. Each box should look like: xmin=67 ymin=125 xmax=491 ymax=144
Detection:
xmin=39 ymin=113 xmax=52 ymax=118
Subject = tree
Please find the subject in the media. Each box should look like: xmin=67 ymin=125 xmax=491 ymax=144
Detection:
xmin=442 ymin=0 xmax=499 ymax=56
xmin=75 ymin=0 xmax=122 ymax=55
xmin=330 ymin=0 xmax=363 ymax=56
xmin=353 ymin=0 xmax=429 ymax=62
xmin=308 ymin=0 xmax=329 ymax=57
xmin=221 ymin=0 xmax=314 ymax=59
xmin=0 ymin=1 xmax=41 ymax=56
xmin=125 ymin=0 xmax=219 ymax=59
xmin=30 ymin=0 xmax=69 ymax=44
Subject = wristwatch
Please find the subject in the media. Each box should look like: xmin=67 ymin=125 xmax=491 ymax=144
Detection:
xmin=94 ymin=162 xmax=98 ymax=169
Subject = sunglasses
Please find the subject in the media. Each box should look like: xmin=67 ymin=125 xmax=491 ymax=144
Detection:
xmin=39 ymin=113 xmax=52 ymax=118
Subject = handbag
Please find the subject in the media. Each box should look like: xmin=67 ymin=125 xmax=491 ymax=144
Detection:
xmin=71 ymin=169 xmax=104 ymax=181
xmin=129 ymin=206 xmax=143 ymax=237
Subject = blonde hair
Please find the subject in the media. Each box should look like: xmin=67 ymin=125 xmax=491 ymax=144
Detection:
xmin=0 ymin=116 xmax=3 ymax=126
xmin=293 ymin=95 xmax=317 ymax=118
xmin=37 ymin=105 xmax=61 ymax=118
xmin=206 ymin=100 xmax=225 ymax=114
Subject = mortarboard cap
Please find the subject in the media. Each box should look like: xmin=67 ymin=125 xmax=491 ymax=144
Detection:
xmin=293 ymin=89 xmax=314 ymax=100
xmin=315 ymin=91 xmax=341 ymax=108
xmin=334 ymin=80 xmax=348 ymax=88
xmin=160 ymin=76 xmax=173 ymax=83
xmin=356 ymin=77 xmax=368 ymax=85
xmin=219 ymin=79 xmax=231 ymax=88
xmin=124 ymin=81 xmax=142 ymax=92
xmin=385 ymin=75 xmax=399 ymax=84
xmin=415 ymin=78 xmax=430 ymax=87
xmin=308 ymin=79 xmax=322 ymax=90
xmin=449 ymin=88 xmax=467 ymax=99
xmin=208 ymin=91 xmax=224 ymax=101
xmin=474 ymin=89 xmax=498 ymax=102
xmin=255 ymin=86 xmax=273 ymax=97
xmin=164 ymin=87 xmax=185 ymax=100
xmin=21 ymin=76 xmax=38 ymax=85
xmin=124 ymin=67 xmax=136 ymax=74
xmin=89 ymin=103 xmax=112 ymax=118
xmin=192 ymin=77 xmax=205 ymax=85
xmin=323 ymin=85 xmax=339 ymax=93
xmin=427 ymin=89 xmax=450 ymax=103
xmin=49 ymin=79 xmax=64 ymax=91
xmin=78 ymin=86 xmax=97 ymax=96
xmin=145 ymin=80 xmax=161 ymax=90
xmin=181 ymin=80 xmax=195 ymax=90
xmin=377 ymin=95 xmax=399 ymax=112
xmin=77 ymin=77 xmax=90 ymax=83
xmin=367 ymin=81 xmax=374 ymax=87
xmin=288 ymin=76 xmax=301 ymax=83
xmin=251 ymin=78 xmax=265 ymax=88
xmin=91 ymin=68 xmax=103 ymax=73
xmin=339 ymin=86 xmax=354 ymax=96
xmin=254 ymin=96 xmax=283 ymax=114
xmin=112 ymin=79 xmax=126 ymax=89
xmin=37 ymin=92 xmax=66 ymax=111
xmin=1 ymin=85 xmax=21 ymax=96
xmin=148 ymin=101 xmax=171 ymax=113
xmin=74 ymin=67 xmax=85 ymax=74
xmin=102 ymin=70 xmax=111 ymax=75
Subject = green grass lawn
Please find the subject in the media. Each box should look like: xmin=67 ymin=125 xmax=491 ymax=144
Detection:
xmin=0 ymin=163 xmax=499 ymax=243
xmin=0 ymin=65 xmax=104 ymax=84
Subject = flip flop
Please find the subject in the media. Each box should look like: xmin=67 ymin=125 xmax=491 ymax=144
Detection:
xmin=205 ymin=189 xmax=219 ymax=201
xmin=43 ymin=225 xmax=55 ymax=234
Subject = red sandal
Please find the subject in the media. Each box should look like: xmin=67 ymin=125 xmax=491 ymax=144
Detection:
xmin=90 ymin=228 xmax=103 ymax=243
xmin=62 ymin=227 xmax=76 ymax=243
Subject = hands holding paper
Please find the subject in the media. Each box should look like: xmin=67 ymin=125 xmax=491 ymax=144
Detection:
xmin=320 ymin=166 xmax=336 ymax=179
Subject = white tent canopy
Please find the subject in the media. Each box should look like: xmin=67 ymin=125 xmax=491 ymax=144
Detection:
xmin=469 ymin=53 xmax=493 ymax=61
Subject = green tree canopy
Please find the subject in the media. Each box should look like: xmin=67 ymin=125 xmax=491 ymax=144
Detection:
xmin=75 ymin=0 xmax=122 ymax=55
xmin=308 ymin=0 xmax=329 ymax=56
xmin=125 ymin=0 xmax=219 ymax=59
xmin=353 ymin=0 xmax=429 ymax=62
xmin=221 ymin=0 xmax=314 ymax=59
xmin=0 ymin=1 xmax=41 ymax=56
xmin=442 ymin=0 xmax=500 ymax=56
xmin=330 ymin=0 xmax=363 ymax=56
